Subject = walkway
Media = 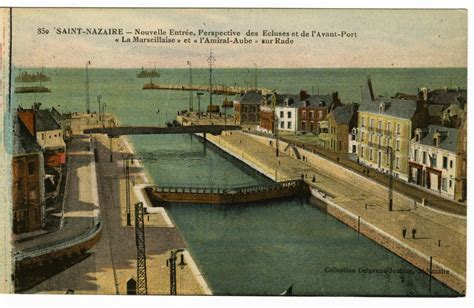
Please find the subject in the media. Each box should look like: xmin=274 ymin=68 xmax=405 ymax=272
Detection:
xmin=207 ymin=131 xmax=466 ymax=289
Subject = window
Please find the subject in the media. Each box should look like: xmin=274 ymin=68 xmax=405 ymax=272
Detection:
xmin=442 ymin=156 xmax=448 ymax=169
xmin=369 ymin=149 xmax=373 ymax=160
xmin=287 ymin=121 xmax=292 ymax=129
xmin=28 ymin=161 xmax=36 ymax=175
xmin=302 ymin=110 xmax=306 ymax=119
xmin=361 ymin=147 xmax=364 ymax=157
xmin=423 ymin=151 xmax=427 ymax=164
xmin=449 ymin=180 xmax=452 ymax=188
xmin=431 ymin=154 xmax=437 ymax=168
xmin=317 ymin=111 xmax=322 ymax=119
xmin=310 ymin=111 xmax=314 ymax=119
xmin=361 ymin=117 xmax=365 ymax=127
xmin=41 ymin=133 xmax=45 ymax=140
xmin=396 ymin=123 xmax=401 ymax=135
xmin=378 ymin=120 xmax=382 ymax=129
xmin=301 ymin=121 xmax=306 ymax=130
xmin=361 ymin=132 xmax=364 ymax=142
xmin=395 ymin=157 xmax=400 ymax=169
xmin=370 ymin=119 xmax=374 ymax=128
xmin=287 ymin=111 xmax=292 ymax=118
xmin=387 ymin=122 xmax=391 ymax=132
xmin=28 ymin=188 xmax=37 ymax=201
xmin=413 ymin=149 xmax=418 ymax=162
xmin=280 ymin=111 xmax=284 ymax=118
xmin=450 ymin=160 xmax=453 ymax=169
xmin=441 ymin=178 xmax=447 ymax=191
xmin=396 ymin=140 xmax=400 ymax=151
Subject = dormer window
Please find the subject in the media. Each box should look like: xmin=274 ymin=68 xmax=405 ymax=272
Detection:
xmin=414 ymin=128 xmax=422 ymax=142
xmin=433 ymin=130 xmax=441 ymax=146
xmin=379 ymin=102 xmax=384 ymax=114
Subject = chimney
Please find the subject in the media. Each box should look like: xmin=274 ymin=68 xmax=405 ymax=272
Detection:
xmin=299 ymin=90 xmax=309 ymax=101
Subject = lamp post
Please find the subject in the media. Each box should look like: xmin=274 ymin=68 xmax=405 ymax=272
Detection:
xmin=207 ymin=50 xmax=215 ymax=119
xmin=274 ymin=112 xmax=279 ymax=157
xmin=387 ymin=146 xmax=394 ymax=211
xmin=166 ymin=249 xmax=186 ymax=295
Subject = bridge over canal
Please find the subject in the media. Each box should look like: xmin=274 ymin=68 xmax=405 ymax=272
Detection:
xmin=84 ymin=125 xmax=241 ymax=137
xmin=144 ymin=179 xmax=310 ymax=205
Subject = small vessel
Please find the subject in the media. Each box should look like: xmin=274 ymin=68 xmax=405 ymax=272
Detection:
xmin=207 ymin=105 xmax=220 ymax=113
xmin=137 ymin=67 xmax=160 ymax=78
xmin=15 ymin=70 xmax=51 ymax=83
xmin=15 ymin=85 xmax=51 ymax=93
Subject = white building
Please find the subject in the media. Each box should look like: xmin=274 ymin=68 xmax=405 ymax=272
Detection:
xmin=408 ymin=125 xmax=461 ymax=200
xmin=274 ymin=95 xmax=300 ymax=133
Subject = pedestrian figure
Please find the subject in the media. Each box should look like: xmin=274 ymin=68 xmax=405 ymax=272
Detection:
xmin=363 ymin=169 xmax=366 ymax=175
xmin=240 ymin=140 xmax=242 ymax=144
xmin=312 ymin=175 xmax=316 ymax=183
xmin=305 ymin=174 xmax=308 ymax=179
xmin=365 ymin=203 xmax=368 ymax=210
xmin=301 ymin=173 xmax=304 ymax=180
xmin=412 ymin=228 xmax=417 ymax=239
xmin=402 ymin=227 xmax=407 ymax=238
xmin=367 ymin=169 xmax=370 ymax=176
xmin=337 ymin=157 xmax=340 ymax=163
xmin=279 ymin=160 xmax=281 ymax=166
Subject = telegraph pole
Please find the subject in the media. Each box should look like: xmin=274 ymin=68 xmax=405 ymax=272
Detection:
xmin=124 ymin=155 xmax=133 ymax=226
xmin=207 ymin=50 xmax=215 ymax=119
xmin=254 ymin=63 xmax=258 ymax=90
xmin=135 ymin=202 xmax=148 ymax=295
xmin=97 ymin=95 xmax=102 ymax=122
xmin=387 ymin=146 xmax=394 ymax=211
xmin=85 ymin=61 xmax=91 ymax=114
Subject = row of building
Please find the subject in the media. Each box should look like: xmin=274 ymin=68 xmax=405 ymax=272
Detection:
xmin=233 ymin=78 xmax=467 ymax=202
xmin=12 ymin=103 xmax=67 ymax=234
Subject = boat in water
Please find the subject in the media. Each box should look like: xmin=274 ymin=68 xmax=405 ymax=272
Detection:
xmin=15 ymin=71 xmax=51 ymax=83
xmin=137 ymin=67 xmax=160 ymax=78
xmin=15 ymin=85 xmax=51 ymax=93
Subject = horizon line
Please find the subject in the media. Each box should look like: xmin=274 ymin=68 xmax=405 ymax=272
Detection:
xmin=12 ymin=65 xmax=468 ymax=70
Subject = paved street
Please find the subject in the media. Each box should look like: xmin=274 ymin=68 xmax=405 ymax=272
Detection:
xmin=208 ymin=131 xmax=466 ymax=281
xmin=25 ymin=132 xmax=208 ymax=295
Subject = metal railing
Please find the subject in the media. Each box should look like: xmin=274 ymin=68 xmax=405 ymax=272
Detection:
xmin=152 ymin=179 xmax=304 ymax=195
xmin=14 ymin=220 xmax=102 ymax=261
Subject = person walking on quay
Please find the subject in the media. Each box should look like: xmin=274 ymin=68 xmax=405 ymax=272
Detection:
xmin=312 ymin=175 xmax=316 ymax=183
xmin=301 ymin=173 xmax=305 ymax=180
xmin=402 ymin=227 xmax=407 ymax=239
xmin=412 ymin=228 xmax=417 ymax=239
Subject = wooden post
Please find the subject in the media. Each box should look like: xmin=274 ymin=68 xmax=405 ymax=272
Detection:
xmin=357 ymin=216 xmax=361 ymax=235
xmin=429 ymin=256 xmax=433 ymax=292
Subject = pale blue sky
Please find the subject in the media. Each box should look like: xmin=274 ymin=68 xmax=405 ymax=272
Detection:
xmin=12 ymin=8 xmax=467 ymax=68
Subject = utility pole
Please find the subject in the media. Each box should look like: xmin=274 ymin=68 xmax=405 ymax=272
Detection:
xmin=135 ymin=202 xmax=148 ymax=295
xmin=187 ymin=61 xmax=193 ymax=111
xmin=166 ymin=249 xmax=185 ymax=295
xmin=387 ymin=146 xmax=394 ymax=211
xmin=97 ymin=95 xmax=102 ymax=122
xmin=124 ymin=155 xmax=133 ymax=226
xmin=85 ymin=61 xmax=91 ymax=114
xmin=207 ymin=50 xmax=215 ymax=119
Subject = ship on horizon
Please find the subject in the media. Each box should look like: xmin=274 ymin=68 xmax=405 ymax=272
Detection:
xmin=15 ymin=70 xmax=52 ymax=83
xmin=137 ymin=67 xmax=160 ymax=78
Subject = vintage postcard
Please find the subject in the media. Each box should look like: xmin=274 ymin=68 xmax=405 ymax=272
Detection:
xmin=0 ymin=7 xmax=468 ymax=298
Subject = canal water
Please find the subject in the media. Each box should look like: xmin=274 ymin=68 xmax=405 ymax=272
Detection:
xmin=11 ymin=67 xmax=465 ymax=296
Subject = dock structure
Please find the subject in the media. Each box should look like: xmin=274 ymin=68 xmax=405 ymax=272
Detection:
xmin=145 ymin=179 xmax=309 ymax=205
xmin=143 ymin=83 xmax=272 ymax=96
xmin=83 ymin=124 xmax=242 ymax=137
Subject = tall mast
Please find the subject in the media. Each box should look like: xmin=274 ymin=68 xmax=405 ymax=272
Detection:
xmin=187 ymin=60 xmax=193 ymax=111
xmin=86 ymin=60 xmax=91 ymax=114
xmin=254 ymin=63 xmax=257 ymax=90
xmin=207 ymin=50 xmax=215 ymax=115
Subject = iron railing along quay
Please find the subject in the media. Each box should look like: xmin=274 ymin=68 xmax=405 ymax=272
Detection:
xmin=152 ymin=179 xmax=304 ymax=195
xmin=14 ymin=220 xmax=102 ymax=262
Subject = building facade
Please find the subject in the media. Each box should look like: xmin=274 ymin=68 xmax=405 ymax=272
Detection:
xmin=327 ymin=104 xmax=358 ymax=153
xmin=12 ymin=116 xmax=45 ymax=234
xmin=408 ymin=125 xmax=461 ymax=200
xmin=233 ymin=91 xmax=262 ymax=125
xmin=297 ymin=92 xmax=341 ymax=134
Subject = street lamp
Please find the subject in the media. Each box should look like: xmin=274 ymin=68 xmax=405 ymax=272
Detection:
xmin=386 ymin=146 xmax=394 ymax=211
xmin=274 ymin=112 xmax=279 ymax=157
xmin=85 ymin=61 xmax=91 ymax=114
xmin=166 ymin=249 xmax=186 ymax=295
